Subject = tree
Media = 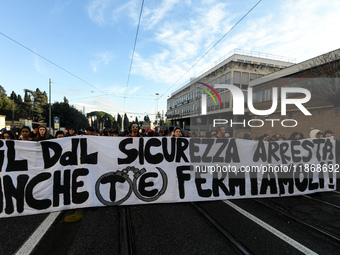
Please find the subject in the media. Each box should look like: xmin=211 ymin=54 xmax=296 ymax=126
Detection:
xmin=45 ymin=101 xmax=88 ymax=131
xmin=87 ymin=111 xmax=115 ymax=130
xmin=24 ymin=88 xmax=48 ymax=122
xmin=123 ymin=113 xmax=129 ymax=130
xmin=10 ymin=91 xmax=17 ymax=101
xmin=23 ymin=91 xmax=33 ymax=118
xmin=117 ymin=113 xmax=122 ymax=130
xmin=0 ymin=85 xmax=14 ymax=120
xmin=144 ymin=115 xmax=150 ymax=122
xmin=302 ymin=49 xmax=340 ymax=106
xmin=155 ymin=111 xmax=162 ymax=125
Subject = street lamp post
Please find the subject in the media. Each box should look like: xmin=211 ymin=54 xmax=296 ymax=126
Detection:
xmin=155 ymin=93 xmax=159 ymax=125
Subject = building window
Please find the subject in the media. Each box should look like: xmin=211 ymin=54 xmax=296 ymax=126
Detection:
xmin=224 ymin=91 xmax=230 ymax=108
xmin=233 ymin=71 xmax=241 ymax=87
xmin=253 ymin=91 xmax=263 ymax=103
xmin=226 ymin=72 xmax=231 ymax=84
xmin=242 ymin=72 xmax=249 ymax=89
xmin=263 ymin=89 xmax=272 ymax=101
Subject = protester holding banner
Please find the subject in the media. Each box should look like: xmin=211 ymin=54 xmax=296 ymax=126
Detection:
xmin=324 ymin=130 xmax=335 ymax=138
xmin=55 ymin=130 xmax=64 ymax=138
xmin=35 ymin=125 xmax=49 ymax=141
xmin=127 ymin=122 xmax=141 ymax=137
xmin=173 ymin=127 xmax=182 ymax=137
xmin=20 ymin=126 xmax=33 ymax=141
xmin=288 ymin=131 xmax=304 ymax=140
xmin=1 ymin=130 xmax=16 ymax=139
xmin=216 ymin=126 xmax=227 ymax=138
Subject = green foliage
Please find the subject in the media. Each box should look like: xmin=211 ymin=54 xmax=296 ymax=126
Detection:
xmin=46 ymin=101 xmax=88 ymax=131
xmin=0 ymin=85 xmax=120 ymax=131
xmin=116 ymin=113 xmax=122 ymax=130
xmin=24 ymin=89 xmax=48 ymax=122
xmin=87 ymin=111 xmax=115 ymax=130
xmin=0 ymin=85 xmax=15 ymax=120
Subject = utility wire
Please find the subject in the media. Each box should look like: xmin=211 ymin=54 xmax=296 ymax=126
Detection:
xmin=123 ymin=0 xmax=145 ymax=101
xmin=0 ymin=31 xmax=107 ymax=94
xmin=146 ymin=0 xmax=262 ymax=111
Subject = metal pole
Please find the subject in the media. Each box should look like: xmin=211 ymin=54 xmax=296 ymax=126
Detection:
xmin=12 ymin=100 xmax=14 ymax=124
xmin=49 ymin=79 xmax=52 ymax=133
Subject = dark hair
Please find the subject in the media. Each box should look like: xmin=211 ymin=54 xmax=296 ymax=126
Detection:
xmin=128 ymin=122 xmax=139 ymax=133
xmin=324 ymin=130 xmax=334 ymax=135
xmin=112 ymin=129 xmax=119 ymax=135
xmin=258 ymin=134 xmax=269 ymax=141
xmin=21 ymin=126 xmax=31 ymax=132
xmin=288 ymin=132 xmax=301 ymax=140
xmin=243 ymin=133 xmax=251 ymax=140
xmin=3 ymin=130 xmax=16 ymax=139
xmin=36 ymin=125 xmax=49 ymax=141
xmin=55 ymin=130 xmax=64 ymax=137
xmin=101 ymin=130 xmax=109 ymax=136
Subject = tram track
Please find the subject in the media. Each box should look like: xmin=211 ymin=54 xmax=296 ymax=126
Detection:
xmin=191 ymin=202 xmax=253 ymax=255
xmin=253 ymin=198 xmax=340 ymax=244
xmin=119 ymin=206 xmax=135 ymax=255
xmin=302 ymin=194 xmax=340 ymax=209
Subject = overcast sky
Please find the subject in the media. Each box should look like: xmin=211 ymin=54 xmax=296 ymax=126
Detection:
xmin=0 ymin=0 xmax=339 ymax=121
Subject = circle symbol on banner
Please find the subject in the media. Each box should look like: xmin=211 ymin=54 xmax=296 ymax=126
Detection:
xmin=95 ymin=166 xmax=167 ymax=205
xmin=95 ymin=170 xmax=134 ymax=206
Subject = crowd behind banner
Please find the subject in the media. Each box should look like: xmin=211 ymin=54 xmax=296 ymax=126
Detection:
xmin=0 ymin=122 xmax=337 ymax=141
xmin=0 ymin=131 xmax=337 ymax=218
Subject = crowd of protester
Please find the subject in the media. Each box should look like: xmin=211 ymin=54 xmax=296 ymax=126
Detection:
xmin=0 ymin=122 xmax=335 ymax=142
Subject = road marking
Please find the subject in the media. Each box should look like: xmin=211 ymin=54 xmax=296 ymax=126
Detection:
xmin=224 ymin=200 xmax=318 ymax=255
xmin=15 ymin=212 xmax=61 ymax=255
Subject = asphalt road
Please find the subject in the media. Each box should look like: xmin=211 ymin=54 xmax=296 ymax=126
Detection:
xmin=1 ymin=191 xmax=339 ymax=255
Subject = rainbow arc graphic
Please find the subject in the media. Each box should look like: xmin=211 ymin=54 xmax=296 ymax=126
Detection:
xmin=198 ymin=82 xmax=223 ymax=106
